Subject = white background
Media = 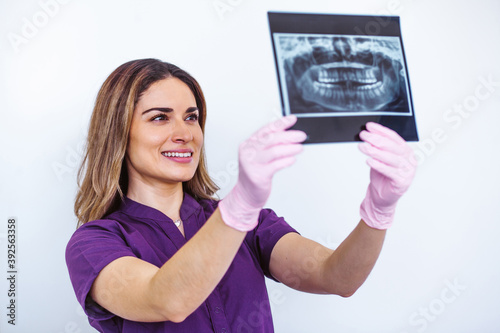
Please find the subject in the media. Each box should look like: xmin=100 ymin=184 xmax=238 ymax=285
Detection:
xmin=1 ymin=0 xmax=499 ymax=332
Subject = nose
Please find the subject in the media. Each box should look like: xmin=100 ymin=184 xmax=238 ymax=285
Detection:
xmin=171 ymin=120 xmax=193 ymax=143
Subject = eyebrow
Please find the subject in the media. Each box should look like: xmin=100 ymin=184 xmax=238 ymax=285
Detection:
xmin=142 ymin=106 xmax=199 ymax=115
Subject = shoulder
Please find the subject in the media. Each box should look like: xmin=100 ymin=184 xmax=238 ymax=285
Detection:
xmin=244 ymin=207 xmax=299 ymax=280
xmin=67 ymin=218 xmax=126 ymax=245
xmin=257 ymin=207 xmax=295 ymax=230
xmin=65 ymin=217 xmax=134 ymax=267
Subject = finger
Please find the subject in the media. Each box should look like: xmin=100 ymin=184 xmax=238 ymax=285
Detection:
xmin=240 ymin=131 xmax=305 ymax=159
xmin=271 ymin=115 xmax=298 ymax=131
xmin=358 ymin=142 xmax=406 ymax=168
xmin=245 ymin=129 xmax=306 ymax=153
xmin=267 ymin=156 xmax=297 ymax=175
xmin=359 ymin=130 xmax=407 ymax=155
xmin=365 ymin=122 xmax=407 ymax=145
xmin=265 ymin=130 xmax=307 ymax=146
xmin=254 ymin=115 xmax=298 ymax=138
xmin=366 ymin=158 xmax=405 ymax=186
xmin=361 ymin=141 xmax=417 ymax=179
xmin=359 ymin=143 xmax=398 ymax=168
xmin=260 ymin=143 xmax=303 ymax=164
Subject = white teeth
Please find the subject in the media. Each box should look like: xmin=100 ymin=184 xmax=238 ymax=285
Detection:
xmin=163 ymin=152 xmax=192 ymax=158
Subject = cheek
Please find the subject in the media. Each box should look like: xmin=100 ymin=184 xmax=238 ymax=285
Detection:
xmin=193 ymin=126 xmax=204 ymax=148
xmin=128 ymin=128 xmax=165 ymax=159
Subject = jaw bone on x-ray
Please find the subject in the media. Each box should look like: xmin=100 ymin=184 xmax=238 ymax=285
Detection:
xmin=281 ymin=35 xmax=408 ymax=114
xmin=268 ymin=12 xmax=418 ymax=143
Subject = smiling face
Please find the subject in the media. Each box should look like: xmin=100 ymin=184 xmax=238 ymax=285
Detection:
xmin=125 ymin=77 xmax=203 ymax=189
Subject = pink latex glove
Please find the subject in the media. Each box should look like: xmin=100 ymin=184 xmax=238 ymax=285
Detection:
xmin=358 ymin=122 xmax=417 ymax=230
xmin=219 ymin=115 xmax=307 ymax=232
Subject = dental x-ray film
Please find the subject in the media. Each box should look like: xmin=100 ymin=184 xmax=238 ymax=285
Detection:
xmin=268 ymin=12 xmax=419 ymax=143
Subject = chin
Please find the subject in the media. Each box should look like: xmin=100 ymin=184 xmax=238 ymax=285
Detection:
xmin=162 ymin=172 xmax=196 ymax=184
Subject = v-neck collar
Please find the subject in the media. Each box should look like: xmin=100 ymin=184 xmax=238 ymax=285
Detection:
xmin=115 ymin=193 xmax=202 ymax=248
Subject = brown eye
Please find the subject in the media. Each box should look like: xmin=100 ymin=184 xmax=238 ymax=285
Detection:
xmin=186 ymin=113 xmax=199 ymax=122
xmin=151 ymin=114 xmax=168 ymax=121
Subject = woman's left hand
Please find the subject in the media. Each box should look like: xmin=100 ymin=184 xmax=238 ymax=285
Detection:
xmin=358 ymin=122 xmax=417 ymax=230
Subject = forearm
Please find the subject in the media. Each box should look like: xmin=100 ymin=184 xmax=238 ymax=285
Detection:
xmin=148 ymin=208 xmax=246 ymax=322
xmin=322 ymin=220 xmax=386 ymax=296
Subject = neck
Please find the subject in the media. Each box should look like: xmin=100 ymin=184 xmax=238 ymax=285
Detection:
xmin=127 ymin=177 xmax=184 ymax=220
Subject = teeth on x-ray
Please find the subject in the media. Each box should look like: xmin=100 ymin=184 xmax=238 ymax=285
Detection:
xmin=280 ymin=35 xmax=406 ymax=112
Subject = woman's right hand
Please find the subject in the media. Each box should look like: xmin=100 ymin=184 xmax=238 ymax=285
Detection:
xmin=219 ymin=115 xmax=307 ymax=231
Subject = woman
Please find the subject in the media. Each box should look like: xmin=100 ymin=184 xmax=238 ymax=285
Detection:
xmin=66 ymin=58 xmax=416 ymax=332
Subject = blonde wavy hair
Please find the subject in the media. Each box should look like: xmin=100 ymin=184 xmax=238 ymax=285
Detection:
xmin=74 ymin=59 xmax=219 ymax=227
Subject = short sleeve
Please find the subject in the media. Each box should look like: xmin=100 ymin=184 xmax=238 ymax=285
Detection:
xmin=245 ymin=208 xmax=299 ymax=281
xmin=65 ymin=220 xmax=137 ymax=321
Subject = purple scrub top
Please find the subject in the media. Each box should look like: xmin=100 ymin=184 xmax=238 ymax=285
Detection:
xmin=66 ymin=193 xmax=297 ymax=332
